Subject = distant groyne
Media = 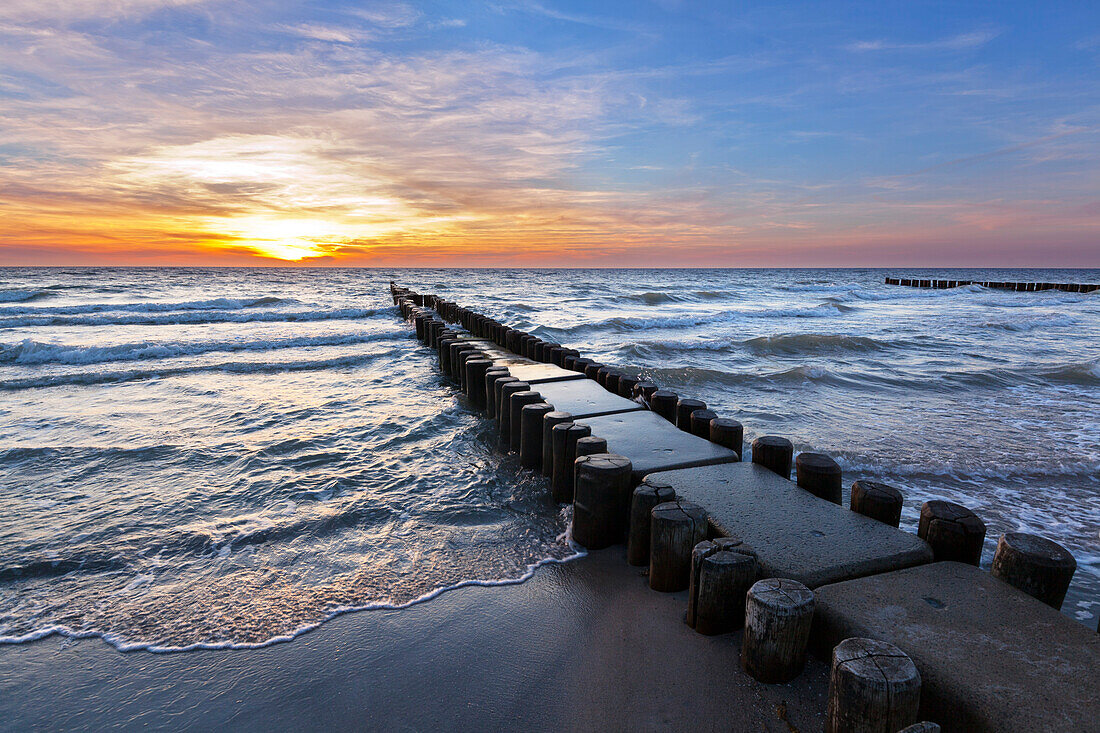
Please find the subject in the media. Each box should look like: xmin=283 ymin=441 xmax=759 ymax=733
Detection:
xmin=886 ymin=276 xmax=1098 ymax=292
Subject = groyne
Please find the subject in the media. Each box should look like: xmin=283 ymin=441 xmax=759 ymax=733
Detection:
xmin=389 ymin=281 xmax=1098 ymax=733
xmin=885 ymin=276 xmax=1099 ymax=292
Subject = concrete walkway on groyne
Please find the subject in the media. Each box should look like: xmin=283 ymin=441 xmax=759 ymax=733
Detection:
xmin=392 ymin=282 xmax=1099 ymax=733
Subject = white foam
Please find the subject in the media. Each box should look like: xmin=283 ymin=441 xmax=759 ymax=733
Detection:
xmin=0 ymin=330 xmax=405 ymax=366
xmin=0 ymin=307 xmax=384 ymax=329
xmin=0 ymin=548 xmax=587 ymax=653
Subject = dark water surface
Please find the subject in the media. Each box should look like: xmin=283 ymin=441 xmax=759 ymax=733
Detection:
xmin=1 ymin=267 xmax=1097 ymax=649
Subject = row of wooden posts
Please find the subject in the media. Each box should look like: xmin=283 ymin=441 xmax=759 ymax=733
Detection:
xmin=390 ymin=283 xmax=1081 ymax=733
xmin=885 ymin=276 xmax=1099 ymax=292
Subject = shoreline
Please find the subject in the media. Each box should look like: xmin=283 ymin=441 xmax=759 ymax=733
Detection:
xmin=0 ymin=547 xmax=828 ymax=732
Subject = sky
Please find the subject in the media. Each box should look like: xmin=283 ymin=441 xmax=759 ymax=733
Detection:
xmin=1 ymin=1 xmax=1098 ymax=267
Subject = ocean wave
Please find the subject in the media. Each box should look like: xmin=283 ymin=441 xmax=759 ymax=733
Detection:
xmin=1 ymin=330 xmax=405 ymax=366
xmin=0 ymin=289 xmax=53 ymax=303
xmin=0 ymin=295 xmax=294 ymax=317
xmin=0 ymin=306 xmax=383 ymax=329
xmin=980 ymin=314 xmax=1079 ymax=332
xmin=563 ymin=302 xmax=851 ymax=333
xmin=0 ymin=353 xmax=387 ymax=391
xmin=742 ymin=333 xmax=889 ymax=355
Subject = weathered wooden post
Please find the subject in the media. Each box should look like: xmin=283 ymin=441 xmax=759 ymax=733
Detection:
xmin=688 ymin=538 xmax=757 ymax=635
xmin=497 ymin=381 xmax=531 ymax=448
xmin=796 ymin=452 xmax=842 ymax=504
xmin=825 ymin=637 xmax=921 ymax=733
xmin=676 ymin=398 xmax=707 ymax=431
xmin=627 ymin=478 xmax=675 ymax=566
xmin=650 ymin=390 xmax=678 ymax=423
xmin=990 ymin=532 xmax=1077 ymax=609
xmin=649 ymin=500 xmax=708 ymax=592
xmin=709 ymin=417 xmax=743 ymax=458
xmin=752 ymin=436 xmax=794 ymax=479
xmin=508 ymin=390 xmax=543 ymax=452
xmin=464 ymin=358 xmax=492 ymax=406
xmin=519 ymin=402 xmax=554 ymax=469
xmin=551 ymin=423 xmax=591 ymax=503
xmin=618 ymin=375 xmax=640 ymax=398
xmin=584 ymin=362 xmax=604 ymax=380
xmin=574 ymin=435 xmax=608 ymax=462
xmin=918 ymin=500 xmax=987 ymax=565
xmin=897 ymin=724 xmax=940 ymax=733
xmin=689 ymin=409 xmax=718 ymax=439
xmin=485 ymin=370 xmax=511 ymax=407
xmin=850 ymin=480 xmax=903 ymax=527
xmin=741 ymin=578 xmax=815 ymax=683
xmin=541 ymin=411 xmax=573 ymax=477
xmin=632 ymin=381 xmax=659 ymax=403
xmin=572 ymin=453 xmax=633 ymax=549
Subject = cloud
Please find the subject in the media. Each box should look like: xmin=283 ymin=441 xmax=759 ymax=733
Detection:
xmin=847 ymin=29 xmax=1000 ymax=53
xmin=0 ymin=0 xmax=212 ymax=23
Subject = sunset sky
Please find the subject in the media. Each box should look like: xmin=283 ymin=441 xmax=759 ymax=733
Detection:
xmin=2 ymin=1 xmax=1098 ymax=266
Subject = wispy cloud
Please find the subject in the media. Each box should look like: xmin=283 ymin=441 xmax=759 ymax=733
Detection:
xmin=846 ymin=29 xmax=1000 ymax=53
xmin=0 ymin=0 xmax=212 ymax=23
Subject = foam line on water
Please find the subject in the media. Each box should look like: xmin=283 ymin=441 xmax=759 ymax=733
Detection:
xmin=0 ymin=295 xmax=293 ymax=316
xmin=0 ymin=307 xmax=386 ymax=329
xmin=0 ymin=353 xmax=394 ymax=391
xmin=1 ymin=330 xmax=406 ymax=366
xmin=0 ymin=546 xmax=587 ymax=653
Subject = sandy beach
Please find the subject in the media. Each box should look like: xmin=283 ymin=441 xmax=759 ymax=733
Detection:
xmin=1 ymin=547 xmax=828 ymax=732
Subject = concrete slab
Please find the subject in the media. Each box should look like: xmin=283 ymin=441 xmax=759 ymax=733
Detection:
xmin=531 ymin=379 xmax=644 ymax=420
xmin=504 ymin=363 xmax=586 ymax=385
xmin=812 ymin=561 xmax=1100 ymax=733
xmin=449 ymin=335 xmax=534 ymax=365
xmin=579 ymin=410 xmax=739 ymax=484
xmin=646 ymin=462 xmax=932 ymax=588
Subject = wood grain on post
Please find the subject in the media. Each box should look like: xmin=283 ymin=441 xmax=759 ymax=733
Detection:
xmin=850 ymin=480 xmax=903 ymax=527
xmin=990 ymin=532 xmax=1077 ymax=609
xmin=689 ymin=409 xmax=717 ymax=439
xmin=497 ymin=381 xmax=531 ymax=448
xmin=464 ymin=358 xmax=492 ymax=406
xmin=572 ymin=454 xmax=633 ymax=550
xmin=649 ymin=500 xmax=708 ymax=592
xmin=917 ymin=500 xmax=987 ymax=565
xmin=650 ymin=390 xmax=678 ymax=423
xmin=584 ymin=362 xmax=604 ymax=380
xmin=751 ymin=436 xmax=794 ymax=479
xmin=795 ymin=452 xmax=842 ymax=504
xmin=574 ymin=435 xmax=608 ymax=462
xmin=741 ymin=578 xmax=814 ymax=683
xmin=688 ymin=538 xmax=757 ymax=635
xmin=632 ymin=381 xmax=659 ymax=403
xmin=486 ymin=367 xmax=510 ymax=413
xmin=508 ymin=390 xmax=543 ymax=453
xmin=551 ymin=423 xmax=591 ymax=503
xmin=825 ymin=637 xmax=921 ymax=733
xmin=541 ymin=411 xmax=573 ymax=478
xmin=519 ymin=402 xmax=553 ymax=469
xmin=709 ymin=417 xmax=743 ymax=458
xmin=676 ymin=398 xmax=707 ymax=431
xmin=627 ymin=478 xmax=676 ymax=566
xmin=618 ymin=375 xmax=640 ymax=398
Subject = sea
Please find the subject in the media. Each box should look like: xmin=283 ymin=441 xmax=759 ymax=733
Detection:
xmin=1 ymin=267 xmax=1097 ymax=651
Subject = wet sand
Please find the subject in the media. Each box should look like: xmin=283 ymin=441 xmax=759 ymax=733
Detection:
xmin=0 ymin=548 xmax=828 ymax=732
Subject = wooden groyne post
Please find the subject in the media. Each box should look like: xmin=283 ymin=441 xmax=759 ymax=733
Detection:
xmin=885 ymin=276 xmax=1099 ymax=292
